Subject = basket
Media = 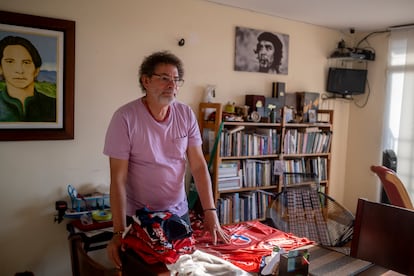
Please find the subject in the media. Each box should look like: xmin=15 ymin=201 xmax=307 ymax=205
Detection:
xmin=266 ymin=173 xmax=354 ymax=247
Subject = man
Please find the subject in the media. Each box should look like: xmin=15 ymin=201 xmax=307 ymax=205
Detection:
xmin=104 ymin=51 xmax=230 ymax=269
xmin=0 ymin=35 xmax=56 ymax=122
xmin=255 ymin=32 xmax=283 ymax=74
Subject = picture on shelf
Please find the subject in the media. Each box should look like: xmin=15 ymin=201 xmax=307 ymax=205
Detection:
xmin=308 ymin=109 xmax=317 ymax=123
xmin=283 ymin=106 xmax=294 ymax=123
xmin=273 ymin=160 xmax=285 ymax=175
xmin=297 ymin=92 xmax=320 ymax=123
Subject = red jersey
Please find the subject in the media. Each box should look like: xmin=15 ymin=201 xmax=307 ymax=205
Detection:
xmin=194 ymin=221 xmax=314 ymax=272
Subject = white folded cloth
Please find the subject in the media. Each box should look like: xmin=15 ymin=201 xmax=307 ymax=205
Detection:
xmin=166 ymin=250 xmax=253 ymax=276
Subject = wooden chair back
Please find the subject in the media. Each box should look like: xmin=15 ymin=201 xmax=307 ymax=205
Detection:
xmin=350 ymin=198 xmax=414 ymax=275
xmin=370 ymin=165 xmax=414 ymax=209
xmin=68 ymin=234 xmax=121 ymax=276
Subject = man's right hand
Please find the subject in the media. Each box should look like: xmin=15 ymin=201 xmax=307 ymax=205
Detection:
xmin=107 ymin=234 xmax=123 ymax=269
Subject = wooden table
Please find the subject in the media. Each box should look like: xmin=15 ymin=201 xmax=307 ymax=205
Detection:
xmin=67 ymin=220 xmax=402 ymax=276
xmin=122 ymin=249 xmax=169 ymax=276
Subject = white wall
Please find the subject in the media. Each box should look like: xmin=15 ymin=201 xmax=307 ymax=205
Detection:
xmin=0 ymin=0 xmax=385 ymax=275
xmin=344 ymin=33 xmax=390 ymax=209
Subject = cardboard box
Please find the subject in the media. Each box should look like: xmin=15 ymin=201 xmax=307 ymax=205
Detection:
xmin=284 ymin=93 xmax=297 ymax=110
xmin=279 ymin=249 xmax=309 ymax=276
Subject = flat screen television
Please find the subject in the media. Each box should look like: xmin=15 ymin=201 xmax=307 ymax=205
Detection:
xmin=327 ymin=67 xmax=368 ymax=95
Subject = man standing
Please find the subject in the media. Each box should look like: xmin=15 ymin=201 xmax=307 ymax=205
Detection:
xmin=104 ymin=51 xmax=230 ymax=269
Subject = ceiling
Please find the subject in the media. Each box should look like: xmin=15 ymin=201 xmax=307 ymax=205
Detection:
xmin=205 ymin=0 xmax=414 ymax=32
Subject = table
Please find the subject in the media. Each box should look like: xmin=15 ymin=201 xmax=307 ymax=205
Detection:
xmin=122 ymin=249 xmax=169 ymax=276
xmin=306 ymin=245 xmax=401 ymax=276
xmin=66 ymin=219 xmax=113 ymax=251
xmin=67 ymin=220 xmax=401 ymax=276
xmin=120 ymin=245 xmax=400 ymax=276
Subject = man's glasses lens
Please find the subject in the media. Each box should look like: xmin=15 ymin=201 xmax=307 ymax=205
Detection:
xmin=152 ymin=74 xmax=184 ymax=87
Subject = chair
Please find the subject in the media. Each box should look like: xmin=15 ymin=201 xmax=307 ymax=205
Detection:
xmin=267 ymin=173 xmax=355 ymax=248
xmin=68 ymin=234 xmax=121 ymax=276
xmin=370 ymin=165 xmax=414 ymax=209
xmin=350 ymin=198 xmax=414 ymax=275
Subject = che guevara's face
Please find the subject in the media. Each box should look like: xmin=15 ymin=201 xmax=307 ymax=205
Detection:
xmin=257 ymin=40 xmax=275 ymax=70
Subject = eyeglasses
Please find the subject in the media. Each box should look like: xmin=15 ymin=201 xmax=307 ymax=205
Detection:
xmin=151 ymin=74 xmax=185 ymax=87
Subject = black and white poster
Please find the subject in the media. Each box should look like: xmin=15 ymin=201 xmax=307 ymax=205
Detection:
xmin=234 ymin=26 xmax=289 ymax=75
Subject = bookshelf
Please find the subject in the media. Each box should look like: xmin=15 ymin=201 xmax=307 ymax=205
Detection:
xmin=198 ymin=102 xmax=333 ymax=224
xmin=281 ymin=109 xmax=333 ymax=194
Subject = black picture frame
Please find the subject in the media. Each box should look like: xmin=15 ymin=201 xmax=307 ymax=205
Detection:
xmin=0 ymin=10 xmax=75 ymax=141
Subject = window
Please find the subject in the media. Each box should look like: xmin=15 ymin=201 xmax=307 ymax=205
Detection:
xmin=383 ymin=28 xmax=414 ymax=200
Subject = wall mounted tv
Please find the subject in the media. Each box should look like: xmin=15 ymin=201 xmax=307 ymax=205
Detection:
xmin=327 ymin=67 xmax=368 ymax=96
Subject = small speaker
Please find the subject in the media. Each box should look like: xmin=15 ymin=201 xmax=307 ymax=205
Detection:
xmin=381 ymin=149 xmax=397 ymax=204
xmin=272 ymin=82 xmax=285 ymax=98
xmin=383 ymin=149 xmax=397 ymax=171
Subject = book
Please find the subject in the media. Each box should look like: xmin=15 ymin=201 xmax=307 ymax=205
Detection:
xmin=202 ymin=129 xmax=215 ymax=154
xmin=227 ymin=125 xmax=245 ymax=134
xmin=218 ymin=176 xmax=242 ymax=191
xmin=255 ymin=128 xmax=277 ymax=155
xmin=233 ymin=193 xmax=240 ymax=223
xmin=218 ymin=161 xmax=240 ymax=178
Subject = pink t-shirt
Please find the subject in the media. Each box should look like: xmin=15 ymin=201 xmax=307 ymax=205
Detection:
xmin=103 ymin=98 xmax=202 ymax=217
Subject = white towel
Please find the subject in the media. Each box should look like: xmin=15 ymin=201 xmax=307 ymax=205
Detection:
xmin=167 ymin=250 xmax=252 ymax=276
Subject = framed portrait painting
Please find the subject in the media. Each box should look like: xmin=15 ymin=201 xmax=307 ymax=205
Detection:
xmin=234 ymin=26 xmax=289 ymax=75
xmin=0 ymin=10 xmax=75 ymax=140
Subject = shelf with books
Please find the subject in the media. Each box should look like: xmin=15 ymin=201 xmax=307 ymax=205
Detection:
xmin=220 ymin=124 xmax=281 ymax=158
xmin=199 ymin=102 xmax=283 ymax=225
xmin=282 ymin=156 xmax=329 ymax=184
xmin=198 ymin=103 xmax=334 ymax=224
xmin=216 ymin=190 xmax=273 ymax=224
xmin=280 ymin=109 xmax=333 ymax=193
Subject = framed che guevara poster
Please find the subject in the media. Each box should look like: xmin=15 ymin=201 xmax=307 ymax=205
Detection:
xmin=234 ymin=26 xmax=289 ymax=75
xmin=0 ymin=10 xmax=75 ymax=141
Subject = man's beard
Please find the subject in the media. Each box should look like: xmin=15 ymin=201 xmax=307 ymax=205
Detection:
xmin=259 ymin=57 xmax=272 ymax=69
xmin=159 ymin=93 xmax=176 ymax=105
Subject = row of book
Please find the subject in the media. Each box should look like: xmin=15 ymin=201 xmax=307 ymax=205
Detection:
xmin=217 ymin=160 xmax=280 ymax=191
xmin=216 ymin=191 xmax=273 ymax=224
xmin=217 ymin=158 xmax=327 ymax=189
xmin=283 ymin=157 xmax=328 ymax=184
xmin=242 ymin=159 xmax=274 ymax=188
xmin=219 ymin=126 xmax=281 ymax=157
xmin=283 ymin=128 xmax=332 ymax=154
xmin=204 ymin=126 xmax=331 ymax=157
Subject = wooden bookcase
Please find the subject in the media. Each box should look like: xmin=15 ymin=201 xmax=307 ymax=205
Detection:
xmin=281 ymin=109 xmax=333 ymax=194
xmin=198 ymin=102 xmax=333 ymax=224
